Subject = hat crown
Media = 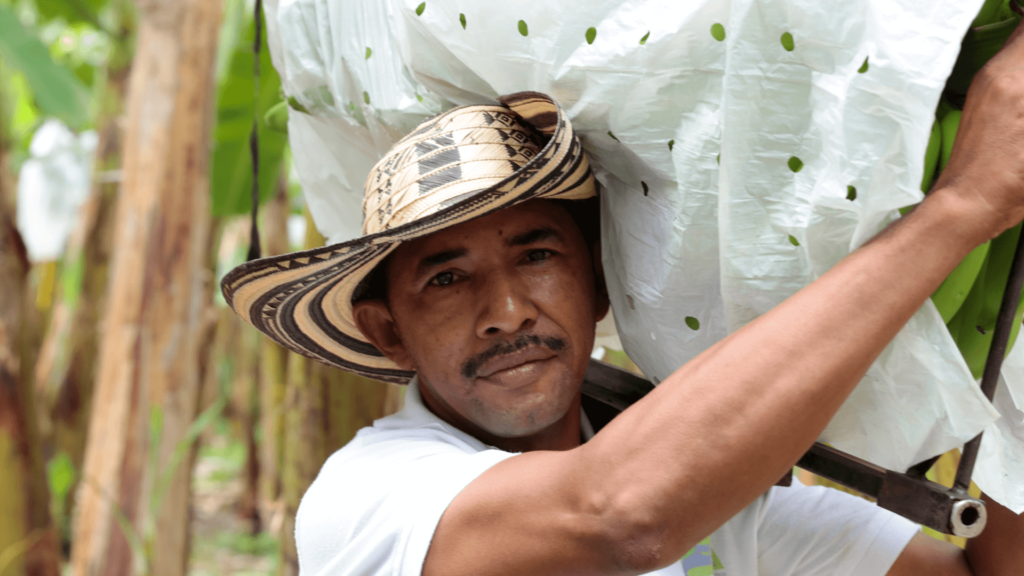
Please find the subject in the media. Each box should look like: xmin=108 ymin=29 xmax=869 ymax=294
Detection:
xmin=362 ymin=105 xmax=546 ymax=236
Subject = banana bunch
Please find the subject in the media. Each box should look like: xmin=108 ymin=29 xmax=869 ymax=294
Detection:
xmin=923 ymin=0 xmax=1024 ymax=378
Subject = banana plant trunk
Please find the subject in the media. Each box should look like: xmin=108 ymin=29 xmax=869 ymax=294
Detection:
xmin=33 ymin=64 xmax=131 ymax=551
xmin=0 ymin=127 xmax=60 ymax=576
xmin=69 ymin=1 xmax=221 ymax=575
xmin=257 ymin=182 xmax=289 ymax=529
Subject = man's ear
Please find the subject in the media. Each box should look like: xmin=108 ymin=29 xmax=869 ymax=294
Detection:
xmin=352 ymin=299 xmax=414 ymax=371
xmin=591 ymin=240 xmax=611 ymax=322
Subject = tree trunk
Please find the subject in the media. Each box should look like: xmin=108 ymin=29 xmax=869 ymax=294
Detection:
xmin=277 ymin=209 xmax=404 ymax=576
xmin=0 ymin=136 xmax=60 ymax=576
xmin=33 ymin=65 xmax=130 ymax=553
xmin=232 ymin=325 xmax=261 ymax=535
xmin=258 ymin=182 xmax=289 ymax=531
xmin=69 ymin=1 xmax=221 ymax=575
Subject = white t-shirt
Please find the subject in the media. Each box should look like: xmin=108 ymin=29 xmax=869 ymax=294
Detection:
xmin=296 ymin=378 xmax=920 ymax=576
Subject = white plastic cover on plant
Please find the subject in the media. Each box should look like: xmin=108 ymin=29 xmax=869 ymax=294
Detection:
xmin=266 ymin=0 xmax=1024 ymax=511
xmin=16 ymin=119 xmax=97 ymax=262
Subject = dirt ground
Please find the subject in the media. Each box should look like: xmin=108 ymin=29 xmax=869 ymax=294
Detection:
xmin=189 ymin=426 xmax=278 ymax=576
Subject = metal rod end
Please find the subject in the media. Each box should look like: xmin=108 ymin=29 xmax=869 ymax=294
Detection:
xmin=951 ymin=499 xmax=987 ymax=538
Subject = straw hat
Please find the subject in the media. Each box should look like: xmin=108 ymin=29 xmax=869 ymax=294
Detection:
xmin=220 ymin=92 xmax=597 ymax=384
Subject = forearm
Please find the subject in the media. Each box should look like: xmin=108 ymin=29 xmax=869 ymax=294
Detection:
xmin=583 ymin=189 xmax=1000 ymax=563
xmin=965 ymin=493 xmax=1024 ymax=575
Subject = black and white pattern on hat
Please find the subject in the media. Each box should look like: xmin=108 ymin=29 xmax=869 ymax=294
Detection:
xmin=416 ymin=133 xmax=462 ymax=195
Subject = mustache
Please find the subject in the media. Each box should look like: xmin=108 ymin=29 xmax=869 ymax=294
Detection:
xmin=461 ymin=334 xmax=567 ymax=379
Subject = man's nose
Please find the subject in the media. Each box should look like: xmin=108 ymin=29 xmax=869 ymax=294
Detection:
xmin=475 ymin=271 xmax=538 ymax=338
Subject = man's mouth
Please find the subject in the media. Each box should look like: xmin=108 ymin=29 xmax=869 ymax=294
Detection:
xmin=476 ymin=346 xmax=558 ymax=380
xmin=461 ymin=333 xmax=567 ymax=379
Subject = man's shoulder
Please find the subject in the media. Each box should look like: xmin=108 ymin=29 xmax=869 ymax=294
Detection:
xmin=302 ymin=420 xmax=491 ymax=505
xmin=294 ymin=420 xmax=516 ymax=575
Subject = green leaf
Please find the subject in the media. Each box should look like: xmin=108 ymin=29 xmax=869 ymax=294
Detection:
xmin=518 ymin=19 xmax=528 ymax=36
xmin=788 ymin=156 xmax=803 ymax=172
xmin=667 ymin=139 xmax=674 ymax=151
xmin=639 ymin=31 xmax=650 ymax=45
xmin=459 ymin=13 xmax=466 ymax=29
xmin=35 ymin=0 xmax=107 ymax=30
xmin=858 ymin=57 xmax=869 ymax=73
xmin=585 ymin=27 xmax=597 ymax=44
xmin=0 ymin=5 xmax=88 ymax=125
xmin=641 ymin=181 xmax=649 ymax=196
xmin=47 ymin=452 xmax=76 ymax=508
xmin=685 ymin=316 xmax=700 ymax=330
xmin=210 ymin=11 xmax=288 ymax=217
xmin=416 ymin=2 xmax=426 ymax=16
xmin=789 ymin=234 xmax=800 ymax=246
xmin=847 ymin=185 xmax=857 ymax=201
xmin=365 ymin=46 xmax=372 ymax=59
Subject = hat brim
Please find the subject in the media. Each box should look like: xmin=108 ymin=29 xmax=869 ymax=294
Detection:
xmin=221 ymin=92 xmax=596 ymax=384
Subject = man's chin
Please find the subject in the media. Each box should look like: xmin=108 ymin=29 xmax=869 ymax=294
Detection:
xmin=469 ymin=378 xmax=578 ymax=438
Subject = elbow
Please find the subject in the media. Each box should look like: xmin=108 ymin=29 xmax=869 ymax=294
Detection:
xmin=587 ymin=489 xmax=678 ymax=574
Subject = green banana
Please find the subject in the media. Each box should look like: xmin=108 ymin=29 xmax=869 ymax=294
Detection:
xmin=938 ymin=109 xmax=961 ymax=172
xmin=950 ymin=256 xmax=990 ymax=378
xmin=950 ymin=286 xmax=1024 ymax=380
xmin=932 ymin=241 xmax=991 ymax=323
xmin=976 ymin=223 xmax=1024 ymax=331
xmin=946 ymin=14 xmax=1022 ymax=96
xmin=973 ymin=0 xmax=1008 ymax=27
xmin=950 ymin=224 xmax=1024 ymax=378
xmin=921 ymin=119 xmax=942 ymax=193
xmin=898 ymin=119 xmax=945 ymax=216
xmin=946 ymin=301 xmax=965 ymax=343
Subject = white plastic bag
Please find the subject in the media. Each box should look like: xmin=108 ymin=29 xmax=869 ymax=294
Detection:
xmin=266 ymin=0 xmax=1024 ymax=511
xmin=16 ymin=119 xmax=97 ymax=262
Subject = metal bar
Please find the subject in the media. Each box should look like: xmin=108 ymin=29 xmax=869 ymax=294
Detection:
xmin=582 ymin=359 xmax=988 ymax=537
xmin=582 ymin=359 xmax=655 ymax=411
xmin=796 ymin=443 xmax=986 ymax=536
xmin=796 ymin=443 xmax=885 ymax=497
xmin=955 ymin=228 xmax=1024 ymax=491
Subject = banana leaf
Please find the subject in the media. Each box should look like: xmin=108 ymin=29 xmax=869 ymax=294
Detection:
xmin=210 ymin=10 xmax=287 ymax=217
xmin=33 ymin=0 xmax=108 ymax=29
xmin=0 ymin=5 xmax=88 ymax=126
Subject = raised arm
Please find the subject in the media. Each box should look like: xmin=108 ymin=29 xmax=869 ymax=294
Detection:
xmin=420 ymin=20 xmax=1024 ymax=576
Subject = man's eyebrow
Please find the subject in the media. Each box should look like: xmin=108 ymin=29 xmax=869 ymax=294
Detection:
xmin=507 ymin=227 xmax=561 ymax=247
xmin=417 ymin=248 xmax=468 ymax=274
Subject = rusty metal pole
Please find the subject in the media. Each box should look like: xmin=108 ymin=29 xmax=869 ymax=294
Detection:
xmin=954 ymin=229 xmax=1024 ymax=491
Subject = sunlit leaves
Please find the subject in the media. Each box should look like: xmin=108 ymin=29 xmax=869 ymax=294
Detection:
xmin=0 ymin=5 xmax=88 ymax=126
xmin=210 ymin=11 xmax=288 ymax=217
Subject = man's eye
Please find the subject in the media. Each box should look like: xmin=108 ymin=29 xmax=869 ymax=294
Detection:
xmin=430 ymin=271 xmax=455 ymax=286
xmin=527 ymin=249 xmax=552 ymax=262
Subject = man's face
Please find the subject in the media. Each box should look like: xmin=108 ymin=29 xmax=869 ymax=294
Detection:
xmin=356 ymin=199 xmax=608 ymax=445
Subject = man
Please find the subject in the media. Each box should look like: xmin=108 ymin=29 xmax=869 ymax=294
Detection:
xmin=222 ymin=22 xmax=1024 ymax=576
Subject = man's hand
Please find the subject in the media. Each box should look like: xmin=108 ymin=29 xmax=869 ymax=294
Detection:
xmin=936 ymin=17 xmax=1024 ymax=239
